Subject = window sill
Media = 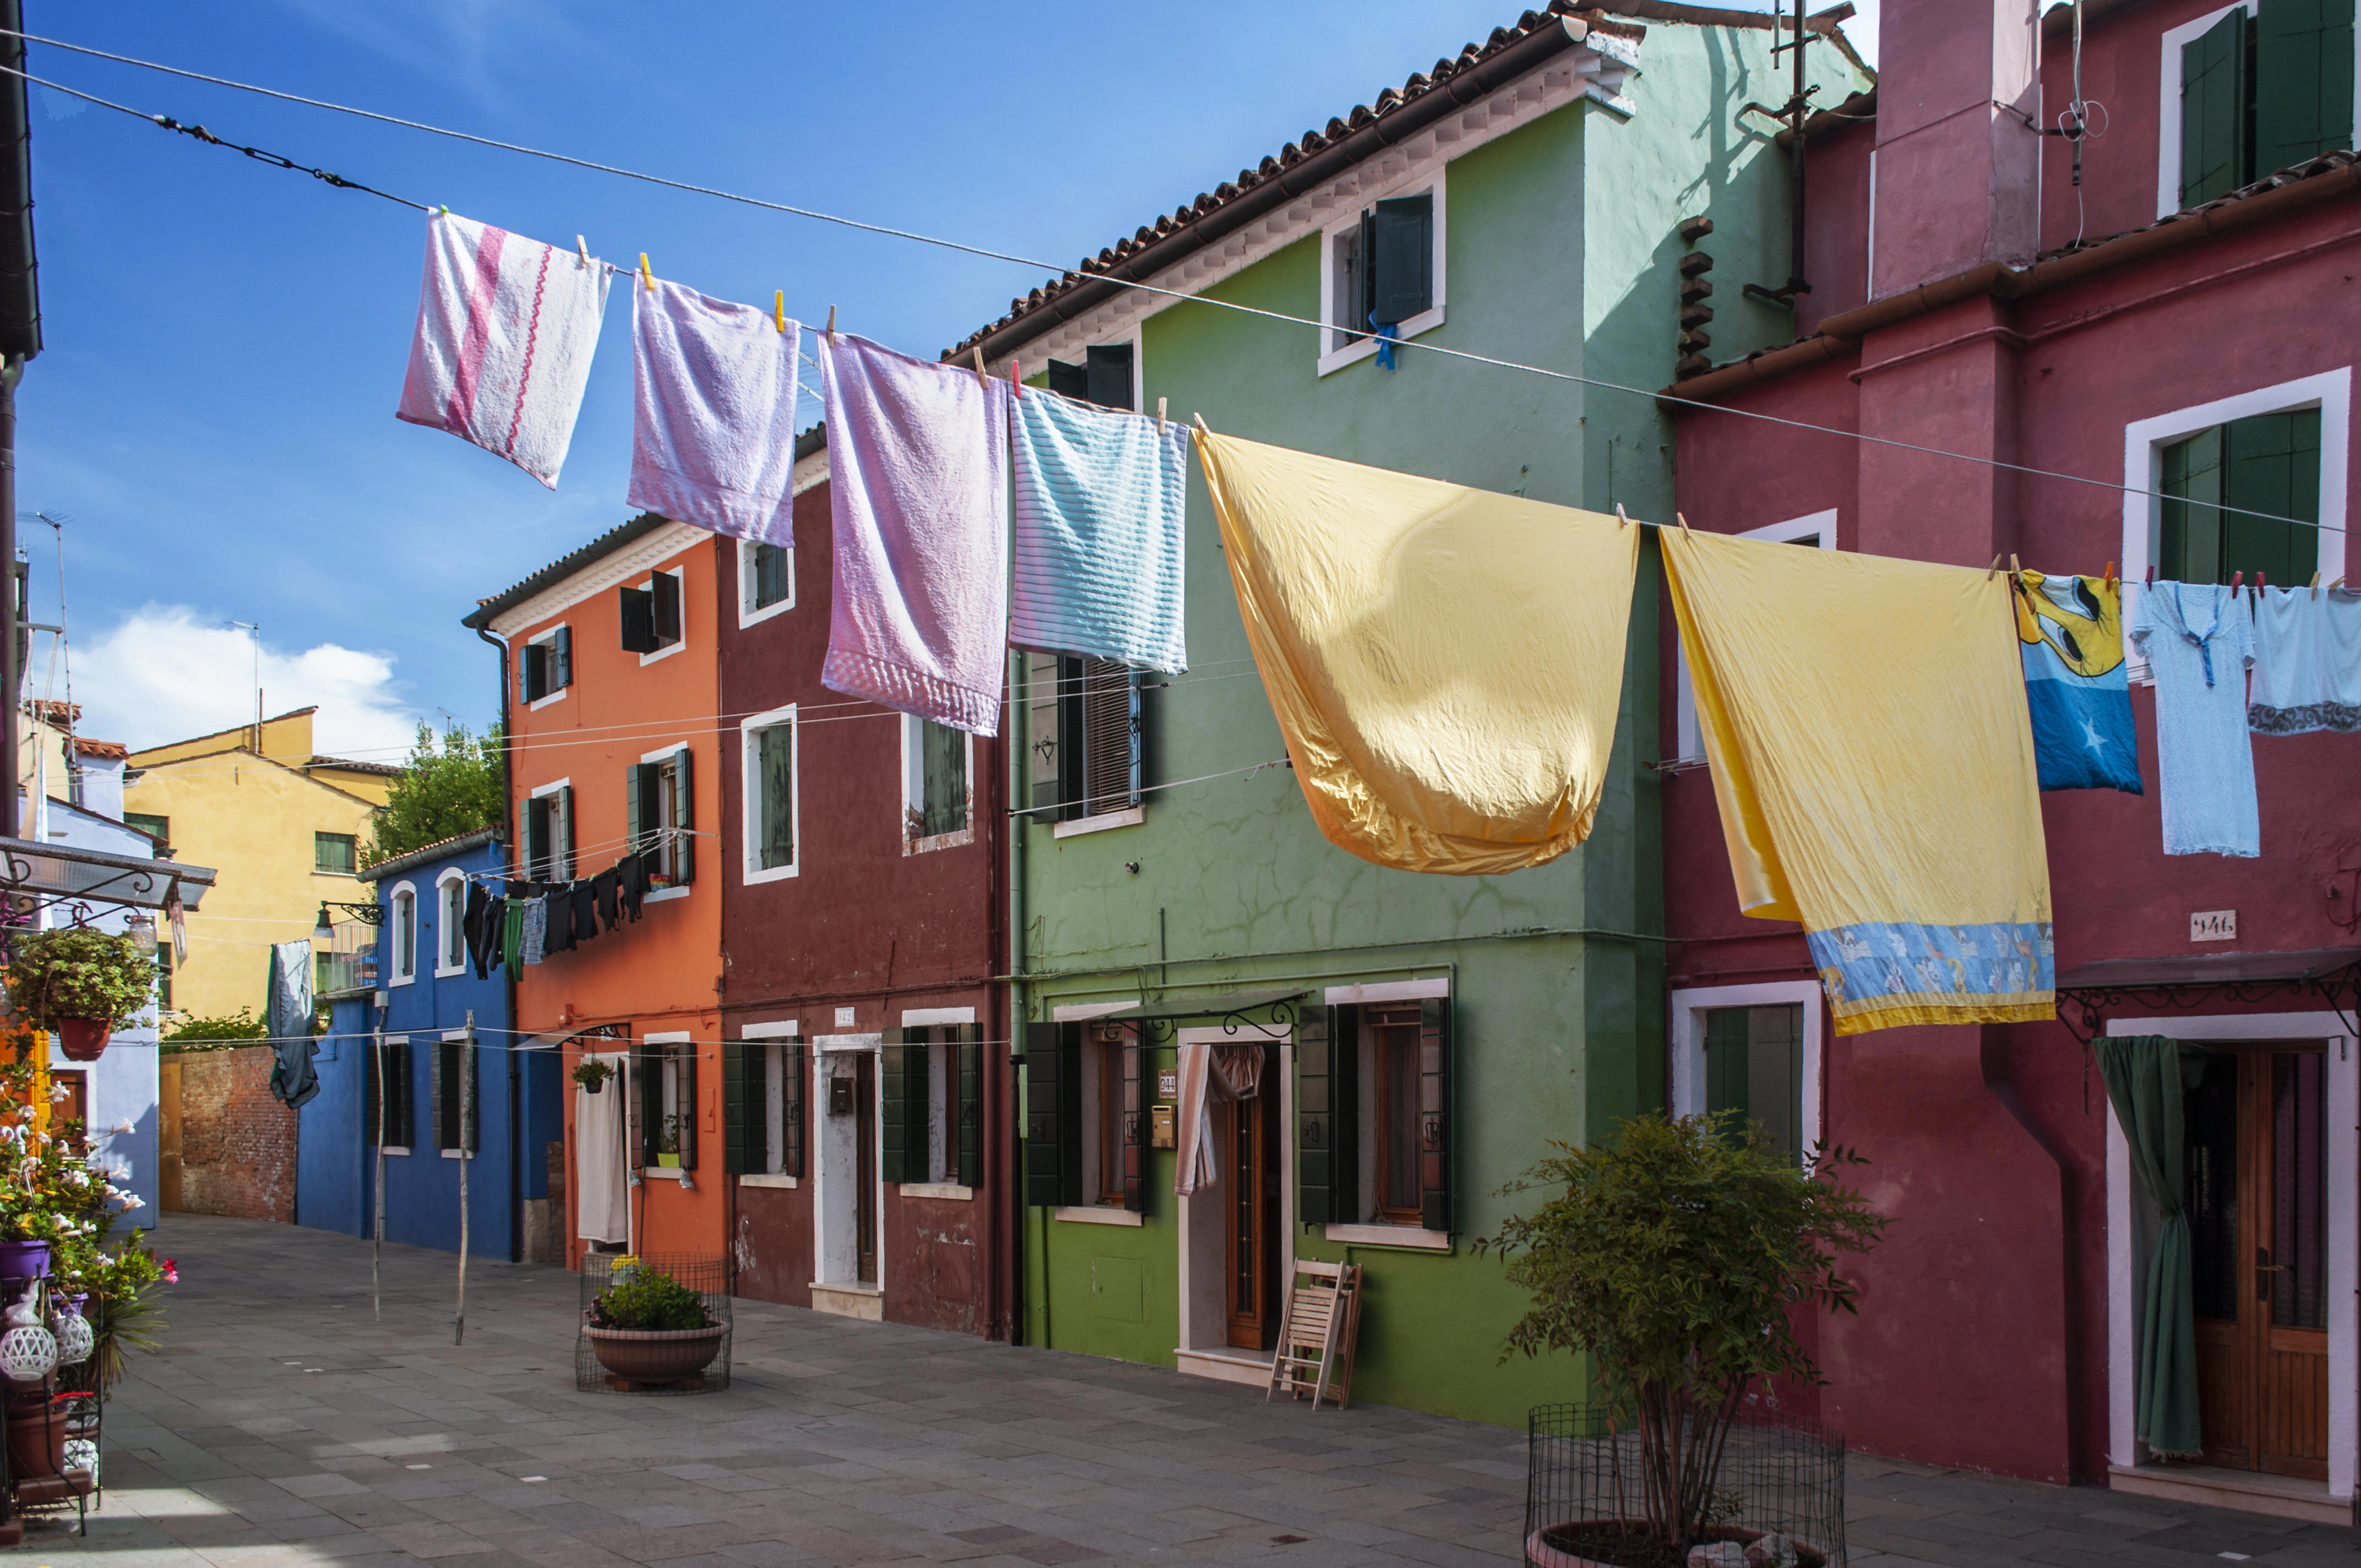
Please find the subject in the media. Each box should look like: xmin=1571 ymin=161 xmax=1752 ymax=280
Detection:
xmin=387 ymin=975 xmax=416 ymax=988
xmin=742 ymin=861 xmax=800 ymax=886
xmin=527 ymin=687 xmax=571 ymax=712
xmin=438 ymin=1149 xmax=477 ymax=1162
xmin=638 ymin=640 xmax=686 ymax=667
xmin=312 ymin=870 xmax=360 ymax=879
xmin=897 ymin=1182 xmax=972 ymax=1202
xmin=1052 ymin=806 xmax=1145 ymax=840
xmin=1317 ymin=304 xmax=1445 ymax=378
xmin=1053 ymin=1205 xmax=1142 ymax=1227
xmin=1324 ymin=1222 xmax=1452 ymax=1251
xmin=432 ymin=965 xmax=466 ymax=981
xmin=737 ymin=1172 xmax=798 ymax=1190
xmin=643 ymin=886 xmax=690 ymax=905
xmin=904 ymin=826 xmax=976 ymax=856
xmin=379 ymin=1146 xmax=411 ymax=1158
xmin=639 ymin=1166 xmax=692 ymax=1182
xmin=738 ymin=596 xmax=794 ymax=630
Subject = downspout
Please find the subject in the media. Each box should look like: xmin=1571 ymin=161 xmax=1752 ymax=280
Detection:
xmin=1006 ymin=648 xmax=1030 ymax=1347
xmin=474 ymin=624 xmax=521 ymax=1261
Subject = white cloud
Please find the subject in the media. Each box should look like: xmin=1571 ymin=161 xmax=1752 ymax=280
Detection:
xmin=64 ymin=605 xmax=424 ymax=759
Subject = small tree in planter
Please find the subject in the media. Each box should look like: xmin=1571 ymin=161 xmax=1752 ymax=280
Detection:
xmin=1480 ymin=1113 xmax=1885 ymax=1568
xmin=6 ymin=930 xmax=155 ymax=1060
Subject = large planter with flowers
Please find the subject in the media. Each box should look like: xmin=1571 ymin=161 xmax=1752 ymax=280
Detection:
xmin=4 ymin=930 xmax=157 ymax=1065
xmin=583 ymin=1265 xmax=723 ymax=1385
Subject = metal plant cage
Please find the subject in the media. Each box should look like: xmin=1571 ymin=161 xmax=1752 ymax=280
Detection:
xmin=574 ymin=1252 xmax=731 ymax=1395
xmin=1525 ymin=1403 xmax=1846 ymax=1568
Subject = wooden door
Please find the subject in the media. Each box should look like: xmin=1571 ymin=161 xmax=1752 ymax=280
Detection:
xmin=1222 ymin=1095 xmax=1278 ymax=1351
xmin=157 ymin=1058 xmax=183 ymax=1213
xmin=2188 ymin=1047 xmax=2331 ymax=1477
xmin=855 ymin=1053 xmax=878 ymax=1285
xmin=49 ymin=1072 xmax=86 ymax=1154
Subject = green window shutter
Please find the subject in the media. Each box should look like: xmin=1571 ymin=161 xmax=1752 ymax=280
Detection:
xmin=671 ymin=747 xmax=695 ymax=884
xmin=921 ymin=721 xmax=967 ymax=837
xmin=758 ymin=723 xmax=795 ymax=870
xmin=1356 ymin=208 xmax=1379 ymax=334
xmin=2224 ymin=407 xmax=2323 ymax=585
xmin=1022 ymin=1022 xmax=1081 ymax=1207
xmin=2257 ymin=0 xmax=2355 ymax=173
xmin=678 ymin=1051 xmax=697 ymax=1169
xmin=1121 ymin=1031 xmax=1148 ymax=1216
xmin=879 ymin=1028 xmax=910 ymax=1184
xmin=522 ymin=642 xmax=548 ymax=703
xmin=627 ymin=763 xmax=657 ymax=856
xmin=1296 ymin=1006 xmax=1334 ymax=1226
xmin=1056 ymin=656 xmax=1087 ymax=821
xmin=1076 ymin=658 xmax=1140 ymax=816
xmin=1026 ymin=652 xmax=1063 ymax=812
xmin=638 ymin=1047 xmax=660 ymax=1166
xmin=1417 ymin=997 xmax=1452 ymax=1234
xmin=365 ymin=1037 xmax=383 ymax=1146
xmin=956 ymin=1026 xmax=983 ymax=1190
xmin=1704 ymin=1006 xmax=1751 ymax=1139
xmin=653 ymin=569 xmax=682 ymax=644
xmin=619 ymin=584 xmax=657 ymax=653
xmin=395 ymin=1043 xmax=415 ymax=1147
xmin=1084 ymin=343 xmax=1134 ymax=412
xmin=525 ymin=797 xmax=550 ymax=882
xmin=554 ymin=625 xmax=573 ymax=689
xmin=1370 ymin=193 xmax=1434 ymax=325
xmin=784 ymin=1044 xmax=807 ymax=1178
xmin=1045 ymin=360 xmax=1087 ymax=399
xmin=461 ymin=1043 xmax=478 ymax=1155
xmin=558 ymin=787 xmax=575 ymax=880
xmin=2182 ymin=8 xmax=2251 ymax=206
xmin=2161 ymin=425 xmax=2228 ymax=584
xmin=753 ymin=543 xmax=789 ymax=610
xmin=722 ymin=1038 xmax=754 ymax=1175
xmin=431 ymin=1039 xmax=450 ymax=1151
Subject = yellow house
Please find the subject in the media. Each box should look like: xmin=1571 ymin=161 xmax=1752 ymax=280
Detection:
xmin=123 ymin=707 xmax=395 ymax=1025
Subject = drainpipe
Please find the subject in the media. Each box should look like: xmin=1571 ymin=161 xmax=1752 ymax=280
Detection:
xmin=475 ymin=625 xmax=519 ymax=1259
xmin=0 ymin=355 xmax=18 ymax=840
xmin=1006 ymin=649 xmax=1029 ymax=1346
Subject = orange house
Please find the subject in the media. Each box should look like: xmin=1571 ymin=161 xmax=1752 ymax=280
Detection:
xmin=464 ymin=516 xmax=726 ymax=1268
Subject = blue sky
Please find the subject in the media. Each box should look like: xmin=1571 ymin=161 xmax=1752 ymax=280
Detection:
xmin=18 ymin=1 xmax=1873 ymax=756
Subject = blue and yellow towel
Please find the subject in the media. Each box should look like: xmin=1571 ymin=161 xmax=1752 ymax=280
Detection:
xmin=1662 ymin=529 xmax=2055 ymax=1034
xmin=2017 ymin=570 xmax=2141 ymax=793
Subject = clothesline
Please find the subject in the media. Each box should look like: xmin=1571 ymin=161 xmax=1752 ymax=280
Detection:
xmin=5 ymin=29 xmax=2347 ymax=542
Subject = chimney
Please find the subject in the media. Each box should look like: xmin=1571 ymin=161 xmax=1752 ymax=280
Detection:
xmin=1869 ymin=0 xmax=2042 ymax=297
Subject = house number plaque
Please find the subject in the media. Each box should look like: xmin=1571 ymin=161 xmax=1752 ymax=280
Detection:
xmin=1156 ymin=1068 xmax=1179 ymax=1101
xmin=2189 ymin=909 xmax=2237 ymax=942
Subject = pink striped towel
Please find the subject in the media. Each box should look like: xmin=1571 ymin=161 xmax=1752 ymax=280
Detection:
xmin=396 ymin=211 xmax=611 ymax=489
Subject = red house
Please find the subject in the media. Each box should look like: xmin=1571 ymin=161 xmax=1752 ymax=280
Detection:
xmin=712 ymin=427 xmax=1013 ymax=1336
xmin=1665 ymin=0 xmax=2361 ymax=1520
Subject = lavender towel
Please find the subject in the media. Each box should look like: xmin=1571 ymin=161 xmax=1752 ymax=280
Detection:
xmin=397 ymin=210 xmax=610 ymax=489
xmin=627 ymin=280 xmax=802 ymax=546
xmin=819 ymin=333 xmax=1010 ymax=734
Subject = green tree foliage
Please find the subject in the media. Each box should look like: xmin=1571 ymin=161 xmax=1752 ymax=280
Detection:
xmin=159 ymin=1008 xmax=268 ymax=1050
xmin=1478 ymin=1112 xmax=1885 ymax=1560
xmin=362 ymin=722 xmax=505 ymax=870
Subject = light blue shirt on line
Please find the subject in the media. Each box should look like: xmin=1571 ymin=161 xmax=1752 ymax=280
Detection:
xmin=2130 ymin=581 xmax=2259 ymax=858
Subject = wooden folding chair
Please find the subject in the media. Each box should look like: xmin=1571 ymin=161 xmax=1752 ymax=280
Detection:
xmin=1266 ymin=1259 xmax=1362 ymax=1410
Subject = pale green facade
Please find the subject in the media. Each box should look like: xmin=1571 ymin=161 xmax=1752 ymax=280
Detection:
xmin=1005 ymin=15 xmax=1869 ymax=1428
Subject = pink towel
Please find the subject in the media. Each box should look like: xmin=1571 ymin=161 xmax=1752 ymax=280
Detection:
xmin=627 ymin=280 xmax=802 ymax=546
xmin=819 ymin=334 xmax=1010 ymax=734
xmin=396 ymin=211 xmax=611 ymax=489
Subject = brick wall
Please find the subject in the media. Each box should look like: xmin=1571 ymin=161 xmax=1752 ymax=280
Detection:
xmin=168 ymin=1046 xmax=297 ymax=1222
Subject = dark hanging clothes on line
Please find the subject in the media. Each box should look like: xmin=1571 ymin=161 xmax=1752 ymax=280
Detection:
xmin=461 ymin=883 xmax=489 ymax=974
xmin=594 ymin=869 xmax=621 ymax=933
xmin=473 ymin=894 xmax=506 ymax=978
xmin=570 ymin=881 xmax=600 ymax=945
xmin=618 ymin=853 xmax=648 ymax=922
xmin=544 ymin=888 xmax=576 ymax=955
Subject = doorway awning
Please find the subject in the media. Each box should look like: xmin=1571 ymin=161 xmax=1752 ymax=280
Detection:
xmin=0 ymin=836 xmax=215 ymax=914
xmin=2054 ymin=947 xmax=2361 ymax=1042
xmin=1092 ymin=988 xmax=1308 ymax=1040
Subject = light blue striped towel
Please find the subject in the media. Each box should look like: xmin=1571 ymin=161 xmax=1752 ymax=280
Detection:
xmin=1010 ymin=389 xmax=1190 ymax=674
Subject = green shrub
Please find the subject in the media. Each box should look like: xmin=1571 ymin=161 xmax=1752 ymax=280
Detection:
xmin=591 ymin=1267 xmax=708 ymax=1331
xmin=160 ymin=1009 xmax=269 ymax=1051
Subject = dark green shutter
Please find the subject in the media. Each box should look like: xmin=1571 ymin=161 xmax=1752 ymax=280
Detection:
xmin=522 ymin=642 xmax=547 ymax=703
xmin=1046 ymin=360 xmax=1087 ymax=399
xmin=2224 ymin=407 xmax=2322 ymax=585
xmin=1356 ymin=208 xmax=1378 ymax=334
xmin=395 ymin=1043 xmax=415 ymax=1147
xmin=1121 ymin=1030 xmax=1147 ymax=1215
xmin=639 ymin=1047 xmax=661 ymax=1166
xmin=671 ymin=747 xmax=696 ymax=883
xmin=784 ymin=1044 xmax=807 ymax=1178
xmin=365 ymin=1037 xmax=383 ymax=1147
xmin=1056 ymin=656 xmax=1087 ymax=821
xmin=525 ymin=797 xmax=551 ymax=883
xmin=1023 ymin=1022 xmax=1081 ymax=1207
xmin=1084 ymin=344 xmax=1134 ymax=411
xmin=2257 ymin=0 xmax=2355 ymax=173
xmin=432 ymin=1040 xmax=450 ymax=1151
xmin=1026 ymin=652 xmax=1062 ymax=812
xmin=1705 ymin=1007 xmax=1751 ymax=1141
xmin=1370 ymin=194 xmax=1434 ymax=325
xmin=619 ymin=584 xmax=657 ymax=653
xmin=759 ymin=723 xmax=795 ymax=869
xmin=921 ymin=722 xmax=966 ymax=837
xmin=554 ymin=625 xmax=572 ymax=689
xmin=652 ymin=569 xmax=682 ymax=643
xmin=2161 ymin=424 xmax=2228 ymax=583
xmin=1418 ymin=997 xmax=1452 ymax=1234
xmin=2181 ymin=7 xmax=2251 ymax=206
xmin=461 ymin=1043 xmax=478 ymax=1154
xmin=956 ymin=1025 xmax=982 ymax=1190
xmin=1297 ymin=1006 xmax=1337 ymax=1226
xmin=556 ymin=787 xmax=575 ymax=880
xmin=880 ymin=1028 xmax=926 ymax=1184
xmin=628 ymin=763 xmax=658 ymax=856
xmin=678 ymin=1051 xmax=697 ymax=1169
xmin=723 ymin=1037 xmax=758 ymax=1175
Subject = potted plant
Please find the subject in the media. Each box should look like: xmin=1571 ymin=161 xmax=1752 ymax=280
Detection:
xmin=6 ymin=930 xmax=157 ymax=1061
xmin=572 ymin=1058 xmax=614 ymax=1095
xmin=654 ymin=1115 xmax=682 ymax=1168
xmin=582 ymin=1265 xmax=722 ymax=1384
xmin=1479 ymin=1113 xmax=1884 ymax=1568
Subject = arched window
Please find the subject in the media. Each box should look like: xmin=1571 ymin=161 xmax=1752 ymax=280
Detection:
xmin=389 ymin=882 xmax=417 ymax=986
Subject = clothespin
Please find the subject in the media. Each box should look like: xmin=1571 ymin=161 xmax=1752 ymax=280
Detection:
xmin=825 ymin=304 xmax=836 ymax=339
xmin=1987 ymin=554 xmax=2003 ymax=581
xmin=1009 ymin=357 xmax=1022 ymax=399
xmin=2103 ymin=560 xmax=2117 ymax=591
xmin=774 ymin=291 xmax=786 ymax=333
xmin=2312 ymin=571 xmax=2324 ymax=600
xmin=1193 ymin=412 xmax=1211 ymax=436
xmin=1675 ymin=511 xmax=1694 ymax=535
xmin=2335 ymin=576 xmax=2349 ymax=594
xmin=2230 ymin=570 xmax=2244 ymax=593
xmin=2145 ymin=564 xmax=2156 ymax=587
xmin=1156 ymin=396 xmax=1168 ymax=434
xmin=638 ymin=252 xmax=654 ymax=292
xmin=575 ymin=235 xmax=590 ymax=269
xmin=1614 ymin=503 xmax=1630 ymax=530
xmin=970 ymin=346 xmax=988 ymax=387
xmin=2009 ymin=554 xmax=2021 ymax=582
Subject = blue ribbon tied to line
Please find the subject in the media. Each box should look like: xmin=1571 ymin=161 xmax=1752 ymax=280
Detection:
xmin=1368 ymin=313 xmax=1400 ymax=371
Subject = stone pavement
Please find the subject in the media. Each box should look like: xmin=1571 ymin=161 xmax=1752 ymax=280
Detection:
xmin=13 ymin=1215 xmax=2354 ymax=1566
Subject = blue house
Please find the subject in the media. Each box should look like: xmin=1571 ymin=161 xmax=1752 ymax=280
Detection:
xmin=298 ymin=829 xmax=565 ymax=1261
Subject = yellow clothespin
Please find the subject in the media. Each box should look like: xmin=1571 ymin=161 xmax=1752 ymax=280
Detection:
xmin=1986 ymin=554 xmax=2004 ymax=581
xmin=825 ymin=304 xmax=836 ymax=338
xmin=638 ymin=253 xmax=655 ymax=292
xmin=1675 ymin=511 xmax=1694 ymax=535
xmin=1614 ymin=504 xmax=1630 ymax=530
xmin=971 ymin=346 xmax=988 ymax=387
xmin=2312 ymin=570 xmax=2324 ymax=600
xmin=774 ymin=291 xmax=787 ymax=333
xmin=575 ymin=235 xmax=589 ymax=268
xmin=1156 ymin=396 xmax=1168 ymax=434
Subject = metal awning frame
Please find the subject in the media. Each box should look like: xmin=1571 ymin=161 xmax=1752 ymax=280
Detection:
xmin=1091 ymin=988 xmax=1309 ymax=1044
xmin=2055 ymin=953 xmax=2361 ymax=1046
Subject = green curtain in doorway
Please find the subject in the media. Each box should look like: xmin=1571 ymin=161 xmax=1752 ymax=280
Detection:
xmin=2095 ymin=1035 xmax=2208 ymax=1458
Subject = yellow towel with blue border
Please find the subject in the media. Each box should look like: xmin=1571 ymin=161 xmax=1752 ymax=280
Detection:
xmin=1662 ymin=527 xmax=2055 ymax=1033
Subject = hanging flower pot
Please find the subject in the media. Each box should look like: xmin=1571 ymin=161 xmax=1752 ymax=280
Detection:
xmin=52 ymin=1020 xmax=110 ymax=1062
xmin=6 ymin=930 xmax=153 ymax=1064
xmin=572 ymin=1059 xmax=614 ymax=1096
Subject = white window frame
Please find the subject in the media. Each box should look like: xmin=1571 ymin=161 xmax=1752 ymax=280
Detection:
xmin=1319 ymin=978 xmax=1452 ymax=1250
xmin=638 ymin=565 xmax=687 ymax=667
xmin=740 ymin=705 xmax=799 ymax=885
xmin=1316 ymin=164 xmax=1446 ymax=378
xmin=387 ymin=881 xmax=417 ymax=987
xmin=1047 ymin=326 xmax=1145 ymax=414
xmin=901 ymin=1006 xmax=976 ymax=1198
xmin=741 ymin=1020 xmax=798 ymax=1186
xmin=524 ymin=622 xmax=571 ymax=711
xmin=1667 ymin=981 xmax=1824 ymax=1156
xmin=640 ymin=1029 xmax=693 ymax=1179
xmin=901 ymin=714 xmax=976 ymax=856
xmin=2120 ymin=366 xmax=2352 ymax=679
xmin=433 ymin=868 xmax=468 ymax=979
xmin=737 ymin=538 xmax=795 ymax=630
xmin=637 ymin=744 xmax=693 ymax=902
xmin=528 ymin=778 xmax=573 ymax=884
xmin=1673 ymin=510 xmax=1838 ymax=761
xmin=2153 ymin=3 xmax=2361 ymax=219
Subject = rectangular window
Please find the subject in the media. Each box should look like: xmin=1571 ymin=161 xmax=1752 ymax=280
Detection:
xmin=314 ymin=832 xmax=357 ymax=874
xmin=1030 ymin=655 xmax=1144 ymax=824
xmin=124 ymin=812 xmax=168 ymax=848
xmin=741 ymin=538 xmax=793 ymax=620
xmin=522 ymin=625 xmax=573 ymax=703
xmin=155 ymin=945 xmax=171 ymax=1012
xmin=367 ymin=1038 xmax=414 ymax=1147
xmin=1045 ymin=343 xmax=1135 ymax=411
xmin=525 ymin=787 xmax=574 ymax=883
xmin=2174 ymin=1 xmax=2355 ymax=211
xmin=433 ymin=1037 xmax=479 ymax=1153
xmin=1299 ymin=999 xmax=1452 ymax=1232
xmin=638 ymin=1039 xmax=696 ymax=1169
xmin=1702 ymin=1003 xmax=1806 ymax=1159
xmin=619 ymin=568 xmax=684 ymax=656
xmin=904 ymin=717 xmax=970 ymax=845
xmin=628 ymin=749 xmax=695 ymax=886
xmin=1087 ymin=1021 xmax=1143 ymax=1211
xmin=745 ymin=717 xmax=797 ymax=877
xmin=880 ymin=1025 xmax=982 ymax=1189
xmin=2159 ymin=409 xmax=2322 ymax=584
xmin=1323 ymin=186 xmax=1439 ymax=366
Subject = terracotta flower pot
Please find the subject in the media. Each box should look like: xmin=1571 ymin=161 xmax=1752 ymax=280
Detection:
xmin=584 ymin=1321 xmax=723 ymax=1385
xmin=52 ymin=1019 xmax=111 ymax=1061
xmin=5 ymin=1403 xmax=65 ymax=1479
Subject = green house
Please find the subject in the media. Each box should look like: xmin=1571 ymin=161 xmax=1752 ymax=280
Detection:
xmin=955 ymin=1 xmax=1871 ymax=1427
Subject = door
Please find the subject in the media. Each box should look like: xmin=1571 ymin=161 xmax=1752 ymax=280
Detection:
xmin=48 ymin=1071 xmax=86 ymax=1154
xmin=2186 ymin=1046 xmax=2331 ymax=1478
xmin=1222 ymin=1094 xmax=1278 ymax=1351
xmin=855 ymin=1052 xmax=878 ymax=1286
xmin=157 ymin=1058 xmax=183 ymax=1213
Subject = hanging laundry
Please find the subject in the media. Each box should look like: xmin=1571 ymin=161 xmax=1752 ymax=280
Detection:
xmin=818 ymin=333 xmax=1011 ymax=734
xmin=2131 ymin=582 xmax=2259 ymax=858
xmin=2249 ymin=585 xmax=2361 ymax=734
xmin=2016 ymin=571 xmax=2141 ymax=794
xmin=472 ymin=892 xmax=505 ymax=980
xmin=166 ymin=886 xmax=187 ymax=964
xmin=544 ymin=887 xmax=577 ymax=955
xmin=396 ymin=210 xmax=611 ymax=488
xmin=593 ymin=868 xmax=621 ymax=933
xmin=1173 ymin=1041 xmax=1266 ymax=1196
xmin=460 ymin=882 xmax=489 ymax=976
xmin=617 ymin=853 xmax=648 ymax=922
xmin=1009 ymin=389 xmax=1190 ymax=674
xmin=570 ymin=881 xmax=600 ymax=945
xmin=574 ymin=1052 xmax=629 ymax=1245
xmin=264 ymin=940 xmax=319 ymax=1109
xmin=520 ymin=895 xmax=548 ymax=966
xmin=627 ymin=280 xmax=802 ymax=547
xmin=1194 ymin=430 xmax=1639 ymax=874
xmin=503 ymin=892 xmax=526 ymax=981
xmin=1662 ymin=529 xmax=2053 ymax=1034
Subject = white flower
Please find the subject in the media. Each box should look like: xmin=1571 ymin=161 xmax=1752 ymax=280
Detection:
xmin=116 ymin=1196 xmax=142 ymax=1211
xmin=109 ymin=1121 xmax=133 ymax=1137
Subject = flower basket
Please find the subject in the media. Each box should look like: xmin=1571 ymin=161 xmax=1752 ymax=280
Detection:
xmin=52 ymin=1020 xmax=111 ymax=1062
xmin=582 ymin=1321 xmax=725 ymax=1385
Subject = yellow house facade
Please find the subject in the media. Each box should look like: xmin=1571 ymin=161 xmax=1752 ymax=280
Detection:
xmin=124 ymin=707 xmax=394 ymax=1026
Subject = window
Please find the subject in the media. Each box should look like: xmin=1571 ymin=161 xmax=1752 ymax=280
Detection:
xmin=1299 ymin=998 xmax=1452 ymax=1233
xmin=628 ymin=748 xmax=695 ymax=888
xmin=742 ymin=709 xmax=798 ymax=883
xmin=637 ymin=1037 xmax=695 ymax=1169
xmin=388 ymin=883 xmax=417 ymax=986
xmin=521 ymin=624 xmax=573 ymax=704
xmin=1702 ymin=1004 xmax=1805 ymax=1159
xmin=619 ymin=567 xmax=684 ymax=657
xmin=525 ymin=784 xmax=574 ymax=883
xmin=1091 ymin=1022 xmax=1136 ymax=1207
xmin=432 ymin=1036 xmax=479 ymax=1155
xmin=124 ymin=812 xmax=169 ymax=850
xmin=1027 ymin=654 xmax=1143 ymax=829
xmin=314 ymin=832 xmax=358 ymax=875
xmin=1019 ymin=1016 xmax=1143 ymax=1215
xmin=434 ymin=870 xmax=468 ymax=977
xmin=154 ymin=944 xmax=171 ymax=1012
xmin=1045 ymin=343 xmax=1135 ymax=411
xmin=880 ymin=1023 xmax=982 ymax=1190
xmin=2165 ymin=1 xmax=2356 ymax=215
xmin=1673 ymin=511 xmax=1837 ymax=761
xmin=1318 ymin=176 xmax=1443 ymax=374
xmin=903 ymin=716 xmax=971 ymax=848
xmin=367 ymin=1037 xmax=415 ymax=1149
xmin=725 ymin=1026 xmax=805 ymax=1179
xmin=2159 ymin=410 xmax=2322 ymax=584
xmin=739 ymin=539 xmax=794 ymax=626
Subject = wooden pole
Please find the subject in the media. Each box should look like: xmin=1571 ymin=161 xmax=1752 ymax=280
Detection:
xmin=455 ymin=1010 xmax=472 ymax=1346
